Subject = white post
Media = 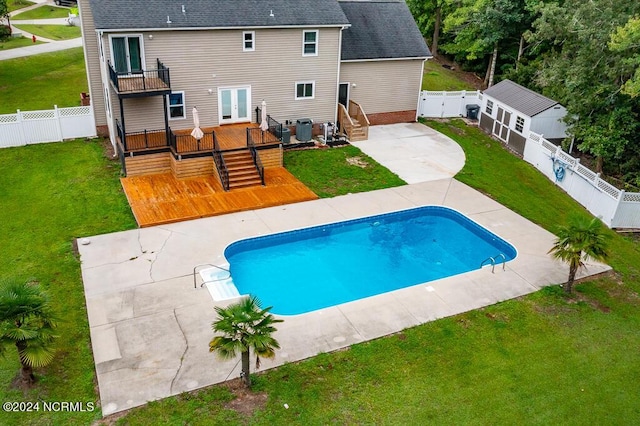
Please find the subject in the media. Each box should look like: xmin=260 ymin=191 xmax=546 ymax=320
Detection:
xmin=17 ymin=109 xmax=27 ymax=146
xmin=611 ymin=190 xmax=625 ymax=228
xmin=54 ymin=105 xmax=63 ymax=141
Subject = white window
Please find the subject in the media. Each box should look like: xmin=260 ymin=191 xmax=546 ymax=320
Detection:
xmin=302 ymin=30 xmax=318 ymax=56
xmin=486 ymin=100 xmax=494 ymax=115
xmin=515 ymin=116 xmax=525 ymax=133
xmin=167 ymin=91 xmax=185 ymax=120
xmin=295 ymin=81 xmax=315 ymax=100
xmin=243 ymin=31 xmax=255 ymax=52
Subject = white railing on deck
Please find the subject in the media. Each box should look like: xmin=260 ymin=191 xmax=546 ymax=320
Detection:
xmin=0 ymin=105 xmax=96 ymax=148
xmin=523 ymin=131 xmax=640 ymax=229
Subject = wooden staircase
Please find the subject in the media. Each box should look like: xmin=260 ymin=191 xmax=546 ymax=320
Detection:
xmin=338 ymin=100 xmax=369 ymax=142
xmin=222 ymin=149 xmax=263 ymax=189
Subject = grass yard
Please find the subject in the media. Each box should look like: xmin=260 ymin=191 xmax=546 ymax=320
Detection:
xmin=0 ymin=47 xmax=87 ymax=113
xmin=0 ymin=140 xmax=136 ymax=426
xmin=11 ymin=4 xmax=70 ymax=19
xmin=1 ymin=123 xmax=639 ymax=424
xmin=7 ymin=0 xmax=34 ymax=12
xmin=0 ymin=35 xmax=44 ymax=50
xmin=284 ymin=145 xmax=406 ymax=197
xmin=422 ymin=59 xmax=479 ymax=91
xmin=112 ymin=122 xmax=640 ymax=424
xmin=12 ymin=24 xmax=81 ymax=41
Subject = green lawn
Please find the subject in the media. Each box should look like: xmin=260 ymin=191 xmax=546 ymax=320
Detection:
xmin=422 ymin=59 xmax=478 ymax=91
xmin=12 ymin=24 xmax=81 ymax=41
xmin=7 ymin=0 xmax=34 ymax=13
xmin=1 ymin=123 xmax=639 ymax=424
xmin=11 ymin=4 xmax=70 ymax=19
xmin=0 ymin=35 xmax=44 ymax=50
xmin=0 ymin=141 xmax=136 ymax=425
xmin=0 ymin=47 xmax=87 ymax=113
xmin=284 ymin=145 xmax=405 ymax=197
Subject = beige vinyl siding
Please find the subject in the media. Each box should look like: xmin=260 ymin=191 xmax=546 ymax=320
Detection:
xmin=339 ymin=60 xmax=424 ymax=114
xmin=78 ymin=0 xmax=107 ymax=126
xmin=106 ymin=27 xmax=342 ymax=133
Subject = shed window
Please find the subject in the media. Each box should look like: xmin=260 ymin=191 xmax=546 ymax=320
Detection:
xmin=515 ymin=116 xmax=525 ymax=133
xmin=243 ymin=31 xmax=255 ymax=51
xmin=303 ymin=30 xmax=318 ymax=56
xmin=167 ymin=91 xmax=185 ymax=120
xmin=486 ymin=100 xmax=494 ymax=115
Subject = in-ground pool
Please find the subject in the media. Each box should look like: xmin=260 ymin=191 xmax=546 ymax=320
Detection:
xmin=225 ymin=206 xmax=517 ymax=315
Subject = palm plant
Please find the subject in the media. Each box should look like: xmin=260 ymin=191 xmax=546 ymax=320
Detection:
xmin=0 ymin=278 xmax=58 ymax=386
xmin=209 ymin=295 xmax=282 ymax=388
xmin=548 ymin=217 xmax=609 ymax=294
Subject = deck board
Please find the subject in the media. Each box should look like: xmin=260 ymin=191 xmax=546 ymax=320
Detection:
xmin=121 ymin=167 xmax=318 ymax=227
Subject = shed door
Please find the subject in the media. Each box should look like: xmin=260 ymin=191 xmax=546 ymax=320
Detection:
xmin=493 ymin=106 xmax=511 ymax=142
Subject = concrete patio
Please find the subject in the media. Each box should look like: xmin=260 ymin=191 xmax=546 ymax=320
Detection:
xmin=79 ymin=178 xmax=610 ymax=416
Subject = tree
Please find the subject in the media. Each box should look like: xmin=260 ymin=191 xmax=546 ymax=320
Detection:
xmin=525 ymin=0 xmax=640 ymax=175
xmin=0 ymin=279 xmax=58 ymax=386
xmin=407 ymin=0 xmax=454 ymax=57
xmin=548 ymin=217 xmax=609 ymax=294
xmin=0 ymin=0 xmax=11 ymax=38
xmin=209 ymin=296 xmax=282 ymax=388
xmin=609 ymin=17 xmax=640 ymax=98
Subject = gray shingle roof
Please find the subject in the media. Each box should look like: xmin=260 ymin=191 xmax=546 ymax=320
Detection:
xmin=339 ymin=0 xmax=431 ymax=60
xmin=88 ymin=0 xmax=350 ymax=30
xmin=483 ymin=79 xmax=561 ymax=117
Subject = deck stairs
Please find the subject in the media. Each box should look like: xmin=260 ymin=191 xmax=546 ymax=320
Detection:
xmin=345 ymin=118 xmax=367 ymax=142
xmin=222 ymin=149 xmax=263 ymax=189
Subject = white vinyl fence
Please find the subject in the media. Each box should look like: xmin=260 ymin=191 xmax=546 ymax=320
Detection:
xmin=524 ymin=132 xmax=640 ymax=229
xmin=0 ymin=106 xmax=96 ymax=148
xmin=418 ymin=90 xmax=483 ymax=118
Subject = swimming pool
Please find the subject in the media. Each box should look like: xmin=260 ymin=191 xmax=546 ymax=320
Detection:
xmin=225 ymin=206 xmax=517 ymax=315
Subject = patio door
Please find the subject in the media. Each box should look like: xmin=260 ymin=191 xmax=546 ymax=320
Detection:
xmin=493 ymin=106 xmax=511 ymax=142
xmin=218 ymin=86 xmax=251 ymax=124
xmin=110 ymin=35 xmax=143 ymax=74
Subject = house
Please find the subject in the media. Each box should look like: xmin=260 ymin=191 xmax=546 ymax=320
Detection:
xmin=78 ymin=0 xmax=430 ymax=182
xmin=479 ymin=79 xmax=568 ymax=155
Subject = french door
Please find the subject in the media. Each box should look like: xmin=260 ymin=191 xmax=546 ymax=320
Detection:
xmin=218 ymin=86 xmax=251 ymax=124
xmin=110 ymin=35 xmax=143 ymax=74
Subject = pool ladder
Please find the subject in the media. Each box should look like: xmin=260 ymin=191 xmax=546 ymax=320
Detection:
xmin=480 ymin=253 xmax=506 ymax=273
xmin=193 ymin=263 xmax=231 ymax=288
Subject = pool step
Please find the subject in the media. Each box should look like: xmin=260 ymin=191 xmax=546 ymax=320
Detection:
xmin=199 ymin=266 xmax=242 ymax=301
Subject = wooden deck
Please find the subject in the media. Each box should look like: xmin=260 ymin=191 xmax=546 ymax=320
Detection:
xmin=121 ymin=167 xmax=318 ymax=227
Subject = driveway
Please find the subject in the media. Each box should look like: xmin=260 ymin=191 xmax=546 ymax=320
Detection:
xmin=351 ymin=122 xmax=465 ymax=183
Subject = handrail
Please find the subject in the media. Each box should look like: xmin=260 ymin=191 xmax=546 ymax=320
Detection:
xmin=337 ymin=103 xmax=354 ymax=137
xmin=193 ymin=263 xmax=231 ymax=289
xmin=107 ymin=59 xmax=171 ymax=93
xmin=213 ymin=133 xmax=230 ymax=191
xmin=348 ymin=99 xmax=370 ymax=126
xmin=246 ymin=129 xmax=266 ymax=185
xmin=480 ymin=253 xmax=507 ymax=273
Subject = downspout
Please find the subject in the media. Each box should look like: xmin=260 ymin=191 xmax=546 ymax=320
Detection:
xmin=335 ymin=25 xmax=348 ymax=124
xmin=415 ymin=57 xmax=428 ymax=121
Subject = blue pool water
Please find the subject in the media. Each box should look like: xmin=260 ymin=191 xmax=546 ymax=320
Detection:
xmin=225 ymin=206 xmax=517 ymax=315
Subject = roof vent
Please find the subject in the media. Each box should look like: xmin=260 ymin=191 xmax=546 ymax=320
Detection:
xmin=166 ymin=15 xmax=172 ymax=24
xmin=182 ymin=5 xmax=186 ymax=14
xmin=270 ymin=9 xmax=274 ymax=17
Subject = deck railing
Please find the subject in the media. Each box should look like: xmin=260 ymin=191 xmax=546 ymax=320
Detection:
xmin=254 ymin=106 xmax=284 ymax=144
xmin=170 ymin=130 xmax=215 ymax=153
xmin=213 ymin=134 xmax=230 ymax=191
xmin=117 ymin=120 xmax=168 ymax=151
xmin=108 ymin=59 xmax=171 ymax=94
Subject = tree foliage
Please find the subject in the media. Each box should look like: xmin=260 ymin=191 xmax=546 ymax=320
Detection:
xmin=548 ymin=217 xmax=609 ymax=294
xmin=0 ymin=278 xmax=58 ymax=386
xmin=209 ymin=295 xmax=282 ymax=388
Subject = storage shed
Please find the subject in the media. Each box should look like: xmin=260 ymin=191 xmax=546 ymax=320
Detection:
xmin=479 ymin=80 xmax=568 ymax=155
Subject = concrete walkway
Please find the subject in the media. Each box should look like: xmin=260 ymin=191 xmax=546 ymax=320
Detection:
xmin=79 ymin=176 xmax=610 ymax=415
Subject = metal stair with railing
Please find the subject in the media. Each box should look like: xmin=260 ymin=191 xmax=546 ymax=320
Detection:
xmin=222 ymin=149 xmax=263 ymax=189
